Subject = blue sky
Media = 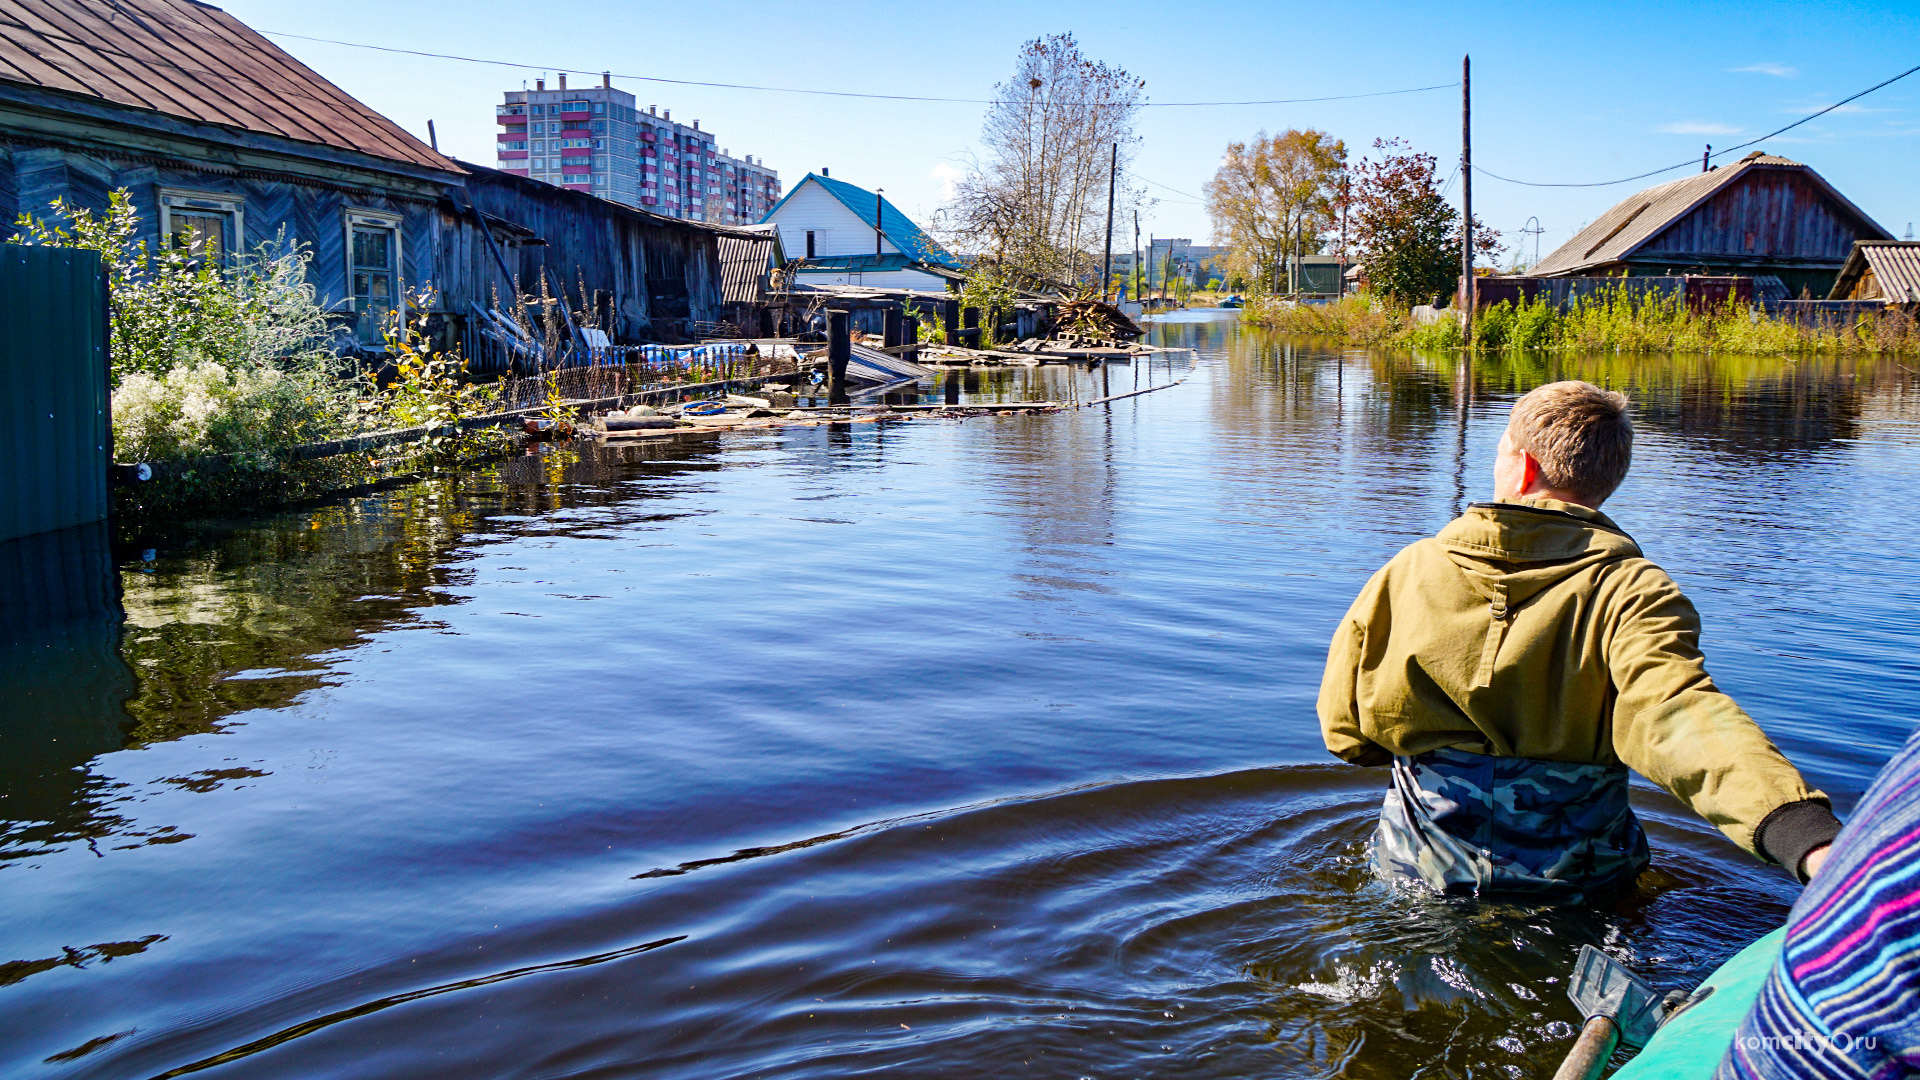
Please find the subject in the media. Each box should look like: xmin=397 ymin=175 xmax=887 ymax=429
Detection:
xmin=223 ymin=0 xmax=1920 ymax=262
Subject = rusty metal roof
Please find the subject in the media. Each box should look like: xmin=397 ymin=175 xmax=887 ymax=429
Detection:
xmin=1830 ymin=241 xmax=1920 ymax=303
xmin=0 ymin=0 xmax=459 ymax=175
xmin=1531 ymin=154 xmax=1883 ymax=276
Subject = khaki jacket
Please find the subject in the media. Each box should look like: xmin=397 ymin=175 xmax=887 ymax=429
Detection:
xmin=1318 ymin=498 xmax=1823 ymax=857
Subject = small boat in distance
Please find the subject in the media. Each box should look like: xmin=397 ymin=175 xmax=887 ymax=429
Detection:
xmin=1218 ymin=295 xmax=1244 ymax=309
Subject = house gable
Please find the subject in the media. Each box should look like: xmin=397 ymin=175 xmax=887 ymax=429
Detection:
xmin=1637 ymin=166 xmax=1890 ymax=266
xmin=763 ymin=177 xmax=899 ymax=261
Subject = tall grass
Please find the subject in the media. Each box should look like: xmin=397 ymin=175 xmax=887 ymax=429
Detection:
xmin=1244 ymin=287 xmax=1920 ymax=356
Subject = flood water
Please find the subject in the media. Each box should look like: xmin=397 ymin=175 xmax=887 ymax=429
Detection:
xmin=4 ymin=312 xmax=1918 ymax=1079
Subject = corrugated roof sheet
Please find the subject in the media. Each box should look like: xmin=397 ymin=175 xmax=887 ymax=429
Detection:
xmin=0 ymin=0 xmax=458 ymax=175
xmin=769 ymin=173 xmax=960 ymax=268
xmin=1531 ymin=154 xmax=1868 ymax=276
xmin=717 ymin=224 xmax=779 ymax=305
xmin=1859 ymin=242 xmax=1920 ymax=303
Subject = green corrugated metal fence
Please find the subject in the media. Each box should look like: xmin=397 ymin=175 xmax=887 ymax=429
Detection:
xmin=0 ymin=246 xmax=111 ymax=543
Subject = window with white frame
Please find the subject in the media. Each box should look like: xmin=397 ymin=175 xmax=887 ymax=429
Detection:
xmin=345 ymin=209 xmax=402 ymax=343
xmin=158 ymin=189 xmax=243 ymax=265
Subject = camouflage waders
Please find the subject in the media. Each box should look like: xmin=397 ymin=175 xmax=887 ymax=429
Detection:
xmin=1373 ymin=746 xmax=1650 ymax=901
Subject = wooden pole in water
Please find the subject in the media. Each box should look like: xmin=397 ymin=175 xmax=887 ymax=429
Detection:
xmin=1102 ymin=142 xmax=1117 ymax=303
xmin=827 ymin=309 xmax=850 ymax=405
xmin=1461 ymin=53 xmax=1474 ymax=344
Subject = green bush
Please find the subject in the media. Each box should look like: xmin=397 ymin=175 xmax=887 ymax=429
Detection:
xmin=11 ymin=190 xmax=364 ymax=463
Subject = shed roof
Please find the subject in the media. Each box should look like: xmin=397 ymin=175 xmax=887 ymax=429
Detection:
xmin=0 ymin=0 xmax=459 ymax=175
xmin=1829 ymin=240 xmax=1920 ymax=303
xmin=1531 ymin=153 xmax=1887 ymax=276
xmin=762 ymin=173 xmax=960 ymax=268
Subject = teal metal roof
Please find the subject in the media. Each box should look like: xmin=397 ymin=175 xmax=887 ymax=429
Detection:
xmin=793 ymin=253 xmax=916 ymax=272
xmin=761 ymin=174 xmax=959 ymax=268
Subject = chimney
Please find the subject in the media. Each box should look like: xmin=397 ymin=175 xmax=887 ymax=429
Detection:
xmin=664 ymin=109 xmax=670 ymax=121
xmin=602 ymin=71 xmax=611 ymax=89
xmin=1702 ymin=144 xmax=1711 ymax=173
xmin=821 ymin=166 xmax=829 ymax=177
xmin=693 ymin=120 xmax=700 ymax=131
xmin=650 ymin=106 xmax=656 ymax=115
xmin=536 ymin=78 xmax=545 ymax=91
xmin=558 ymin=73 xmax=567 ymax=91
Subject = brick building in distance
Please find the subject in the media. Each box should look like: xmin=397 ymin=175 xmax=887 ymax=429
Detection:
xmin=493 ymin=74 xmax=778 ymax=225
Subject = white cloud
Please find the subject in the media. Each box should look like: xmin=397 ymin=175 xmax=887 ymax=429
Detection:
xmin=1732 ymin=63 xmax=1797 ymax=77
xmin=929 ymin=162 xmax=964 ymax=201
xmin=1658 ymin=121 xmax=1744 ymax=135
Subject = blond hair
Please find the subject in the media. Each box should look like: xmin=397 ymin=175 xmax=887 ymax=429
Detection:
xmin=1507 ymin=381 xmax=1633 ymax=504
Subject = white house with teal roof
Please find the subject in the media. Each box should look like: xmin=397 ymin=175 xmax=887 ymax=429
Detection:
xmin=760 ymin=171 xmax=963 ymax=290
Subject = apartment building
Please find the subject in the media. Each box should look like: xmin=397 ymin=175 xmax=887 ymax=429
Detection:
xmin=494 ymin=74 xmax=778 ymax=225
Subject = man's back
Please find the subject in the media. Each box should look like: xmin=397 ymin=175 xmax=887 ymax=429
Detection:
xmin=1318 ymin=380 xmax=1838 ymax=897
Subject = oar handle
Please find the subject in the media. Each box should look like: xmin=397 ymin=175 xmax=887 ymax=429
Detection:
xmin=1552 ymin=1015 xmax=1621 ymax=1080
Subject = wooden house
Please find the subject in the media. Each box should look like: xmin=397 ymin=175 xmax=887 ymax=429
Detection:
xmin=1530 ymin=153 xmax=1893 ymax=299
xmin=760 ymin=172 xmax=963 ymax=290
xmin=0 ymin=0 xmax=771 ymax=353
xmin=1827 ymin=241 xmax=1920 ymax=305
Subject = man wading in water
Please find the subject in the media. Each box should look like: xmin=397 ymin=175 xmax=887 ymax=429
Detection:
xmin=1318 ymin=381 xmax=1839 ymax=900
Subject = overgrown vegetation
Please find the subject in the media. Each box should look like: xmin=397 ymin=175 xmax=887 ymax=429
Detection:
xmin=10 ymin=190 xmax=517 ymax=513
xmin=12 ymin=192 xmax=364 ymax=467
xmin=1245 ymin=288 xmax=1920 ymax=356
xmin=956 ymin=267 xmax=1019 ymax=347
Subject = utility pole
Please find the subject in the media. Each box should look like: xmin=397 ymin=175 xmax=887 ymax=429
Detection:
xmin=1133 ymin=212 xmax=1141 ymax=304
xmin=1102 ymin=142 xmax=1117 ymax=302
xmin=1461 ymin=53 xmax=1474 ymax=344
xmin=1339 ymin=173 xmax=1349 ymax=292
xmin=874 ymin=189 xmax=884 ymax=257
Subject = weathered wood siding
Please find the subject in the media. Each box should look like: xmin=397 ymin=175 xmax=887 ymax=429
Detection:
xmin=448 ymin=164 xmax=726 ymax=343
xmin=0 ymin=141 xmax=441 ymax=318
xmin=1639 ymin=169 xmax=1867 ymax=263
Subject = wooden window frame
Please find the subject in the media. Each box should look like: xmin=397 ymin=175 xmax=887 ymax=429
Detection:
xmin=344 ymin=207 xmax=404 ymax=342
xmin=157 ymin=187 xmax=244 ymax=261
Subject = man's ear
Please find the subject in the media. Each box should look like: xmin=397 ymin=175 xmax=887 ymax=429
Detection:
xmin=1518 ymin=449 xmax=1542 ymax=496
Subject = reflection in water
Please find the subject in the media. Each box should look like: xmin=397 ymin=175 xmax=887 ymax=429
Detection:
xmin=0 ymin=522 xmax=136 ymax=858
xmin=0 ymin=324 xmax=1914 ymax=1079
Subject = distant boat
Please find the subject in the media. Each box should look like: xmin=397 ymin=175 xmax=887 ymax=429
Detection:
xmin=1219 ymin=295 xmax=1244 ymax=309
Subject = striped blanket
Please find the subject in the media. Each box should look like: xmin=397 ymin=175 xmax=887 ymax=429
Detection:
xmin=1717 ymin=725 xmax=1920 ymax=1079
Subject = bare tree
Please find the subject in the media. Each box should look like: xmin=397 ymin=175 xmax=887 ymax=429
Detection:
xmin=1204 ymin=129 xmax=1347 ymax=294
xmin=943 ymin=33 xmax=1146 ymax=291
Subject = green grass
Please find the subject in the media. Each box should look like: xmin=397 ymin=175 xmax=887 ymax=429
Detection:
xmin=1243 ymin=288 xmax=1920 ymax=357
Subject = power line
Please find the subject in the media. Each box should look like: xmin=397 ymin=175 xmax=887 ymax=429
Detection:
xmin=260 ymin=30 xmax=1452 ymax=108
xmin=1476 ymin=61 xmax=1920 ymax=188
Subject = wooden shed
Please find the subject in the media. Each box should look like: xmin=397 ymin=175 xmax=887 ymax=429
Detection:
xmin=1530 ymin=153 xmax=1893 ymax=299
xmin=1827 ymin=240 xmax=1920 ymax=305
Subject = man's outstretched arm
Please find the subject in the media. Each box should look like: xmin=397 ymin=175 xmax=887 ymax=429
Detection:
xmin=1606 ymin=563 xmax=1840 ymax=881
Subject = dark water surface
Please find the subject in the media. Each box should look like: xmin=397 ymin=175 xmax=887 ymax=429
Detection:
xmin=4 ymin=313 xmax=1918 ymax=1079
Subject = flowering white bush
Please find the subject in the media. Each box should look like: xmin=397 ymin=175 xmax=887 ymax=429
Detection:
xmin=111 ymin=360 xmax=354 ymax=465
